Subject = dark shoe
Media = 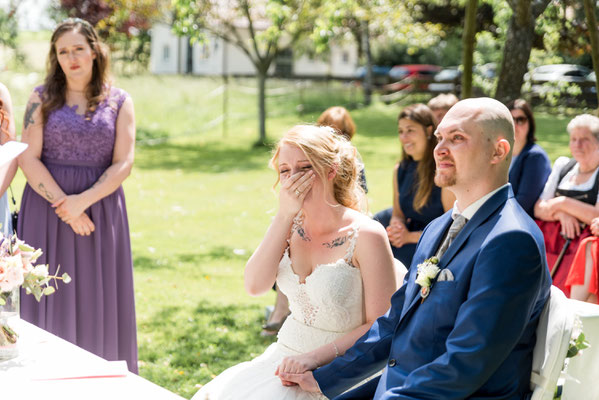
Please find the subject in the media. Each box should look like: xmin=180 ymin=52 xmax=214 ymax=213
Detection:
xmin=260 ymin=314 xmax=289 ymax=337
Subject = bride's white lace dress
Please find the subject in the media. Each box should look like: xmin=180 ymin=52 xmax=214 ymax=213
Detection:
xmin=193 ymin=225 xmax=363 ymax=400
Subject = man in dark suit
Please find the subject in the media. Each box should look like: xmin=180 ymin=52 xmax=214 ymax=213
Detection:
xmin=280 ymin=97 xmax=552 ymax=399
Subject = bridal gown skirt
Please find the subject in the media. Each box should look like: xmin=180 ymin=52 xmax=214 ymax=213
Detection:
xmin=192 ymin=317 xmax=344 ymax=400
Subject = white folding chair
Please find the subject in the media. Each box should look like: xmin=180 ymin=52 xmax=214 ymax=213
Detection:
xmin=530 ymin=286 xmax=575 ymax=400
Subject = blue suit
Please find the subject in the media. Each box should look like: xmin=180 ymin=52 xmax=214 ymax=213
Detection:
xmin=509 ymin=142 xmax=551 ymax=217
xmin=314 ymin=185 xmax=551 ymax=400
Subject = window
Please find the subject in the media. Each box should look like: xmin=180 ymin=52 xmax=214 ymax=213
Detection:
xmin=162 ymin=45 xmax=170 ymax=61
xmin=342 ymin=51 xmax=349 ymax=64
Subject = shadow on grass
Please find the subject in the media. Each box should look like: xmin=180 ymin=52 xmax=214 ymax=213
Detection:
xmin=135 ymin=141 xmax=271 ymax=172
xmin=139 ymin=300 xmax=273 ymax=372
xmin=134 ymin=246 xmax=249 ymax=271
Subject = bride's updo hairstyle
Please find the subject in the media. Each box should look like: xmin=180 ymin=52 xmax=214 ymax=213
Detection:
xmin=270 ymin=125 xmax=365 ymax=211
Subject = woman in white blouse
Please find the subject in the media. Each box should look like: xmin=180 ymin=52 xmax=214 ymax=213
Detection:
xmin=534 ymin=114 xmax=599 ymax=296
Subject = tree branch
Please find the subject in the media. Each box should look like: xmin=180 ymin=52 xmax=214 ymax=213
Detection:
xmin=240 ymin=0 xmax=264 ymax=62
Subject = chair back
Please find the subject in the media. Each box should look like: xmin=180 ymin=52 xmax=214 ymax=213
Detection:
xmin=530 ymin=286 xmax=574 ymax=400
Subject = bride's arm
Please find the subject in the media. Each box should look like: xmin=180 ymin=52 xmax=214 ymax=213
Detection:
xmin=276 ymin=218 xmax=397 ymax=374
xmin=244 ymin=170 xmax=315 ymax=296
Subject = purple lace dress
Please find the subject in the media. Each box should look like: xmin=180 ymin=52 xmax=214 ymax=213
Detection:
xmin=18 ymin=86 xmax=138 ymax=373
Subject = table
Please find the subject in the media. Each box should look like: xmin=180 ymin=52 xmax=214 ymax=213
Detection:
xmin=0 ymin=318 xmax=186 ymax=400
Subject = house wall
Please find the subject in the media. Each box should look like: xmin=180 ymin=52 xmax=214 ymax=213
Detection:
xmin=150 ymin=23 xmax=357 ymax=79
xmin=150 ymin=23 xmax=189 ymax=74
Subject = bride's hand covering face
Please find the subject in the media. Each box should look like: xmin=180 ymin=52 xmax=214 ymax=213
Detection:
xmin=277 ymin=144 xmax=316 ymax=218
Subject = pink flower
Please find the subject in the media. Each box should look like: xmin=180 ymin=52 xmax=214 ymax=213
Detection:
xmin=0 ymin=256 xmax=24 ymax=293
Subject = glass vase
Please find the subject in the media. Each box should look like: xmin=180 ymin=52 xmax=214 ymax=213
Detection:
xmin=0 ymin=287 xmax=19 ymax=361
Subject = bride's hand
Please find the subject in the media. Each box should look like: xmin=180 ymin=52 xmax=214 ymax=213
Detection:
xmin=277 ymin=371 xmax=321 ymax=392
xmin=275 ymin=354 xmax=319 ymax=378
xmin=279 ymin=170 xmax=315 ymax=217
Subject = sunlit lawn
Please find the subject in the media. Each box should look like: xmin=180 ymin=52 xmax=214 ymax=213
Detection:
xmin=2 ymin=70 xmax=575 ymax=398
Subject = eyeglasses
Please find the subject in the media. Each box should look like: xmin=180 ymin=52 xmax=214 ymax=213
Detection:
xmin=513 ymin=116 xmax=528 ymax=125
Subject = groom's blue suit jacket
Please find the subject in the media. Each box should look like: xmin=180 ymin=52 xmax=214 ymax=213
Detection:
xmin=314 ymin=185 xmax=551 ymax=400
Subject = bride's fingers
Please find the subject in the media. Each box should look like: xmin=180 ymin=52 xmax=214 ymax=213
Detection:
xmin=295 ymin=174 xmax=315 ymax=195
xmin=281 ymin=171 xmax=305 ymax=189
xmin=289 ymin=170 xmax=313 ymax=193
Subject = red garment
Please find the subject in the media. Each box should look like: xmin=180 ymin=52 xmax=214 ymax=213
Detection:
xmin=536 ymin=220 xmax=591 ymax=297
xmin=565 ymin=236 xmax=599 ymax=301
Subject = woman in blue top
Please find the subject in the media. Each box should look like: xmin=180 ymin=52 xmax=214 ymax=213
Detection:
xmin=506 ymin=99 xmax=551 ymax=216
xmin=374 ymin=104 xmax=454 ymax=268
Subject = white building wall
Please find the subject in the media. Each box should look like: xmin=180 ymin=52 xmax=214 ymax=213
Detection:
xmin=329 ymin=43 xmax=359 ymax=78
xmin=150 ymin=23 xmax=181 ymax=74
xmin=150 ymin=23 xmax=358 ymax=78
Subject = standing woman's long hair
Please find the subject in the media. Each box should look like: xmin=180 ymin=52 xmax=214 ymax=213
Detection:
xmin=398 ymin=104 xmax=437 ymax=212
xmin=41 ymin=18 xmax=110 ymax=124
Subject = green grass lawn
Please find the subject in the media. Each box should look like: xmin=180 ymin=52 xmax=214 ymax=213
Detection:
xmin=2 ymin=71 xmax=576 ymax=398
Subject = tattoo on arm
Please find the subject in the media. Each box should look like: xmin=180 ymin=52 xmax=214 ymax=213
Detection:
xmin=38 ymin=182 xmax=54 ymax=201
xmin=24 ymin=102 xmax=40 ymax=130
xmin=91 ymin=172 xmax=108 ymax=189
xmin=322 ymin=235 xmax=348 ymax=249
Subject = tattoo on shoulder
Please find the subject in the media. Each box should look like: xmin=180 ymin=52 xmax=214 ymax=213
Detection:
xmin=295 ymin=225 xmax=311 ymax=242
xmin=24 ymin=102 xmax=40 ymax=130
xmin=322 ymin=235 xmax=348 ymax=249
xmin=38 ymin=182 xmax=54 ymax=201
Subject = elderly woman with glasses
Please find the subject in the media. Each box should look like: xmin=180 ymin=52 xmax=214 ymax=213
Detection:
xmin=535 ymin=114 xmax=599 ymax=296
xmin=506 ymin=99 xmax=551 ymax=216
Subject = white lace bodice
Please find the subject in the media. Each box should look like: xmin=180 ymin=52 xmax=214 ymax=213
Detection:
xmin=276 ymin=224 xmax=364 ymax=353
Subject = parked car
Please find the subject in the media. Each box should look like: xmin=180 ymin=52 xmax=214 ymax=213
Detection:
xmin=354 ymin=65 xmax=392 ymax=87
xmin=525 ymin=64 xmax=596 ymax=107
xmin=526 ymin=64 xmax=591 ymax=84
xmin=384 ymin=64 xmax=441 ymax=93
xmin=428 ymin=67 xmax=462 ymax=94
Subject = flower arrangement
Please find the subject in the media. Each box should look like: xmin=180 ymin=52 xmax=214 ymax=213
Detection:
xmin=415 ymin=256 xmax=440 ymax=300
xmin=0 ymin=233 xmax=71 ymax=354
xmin=0 ymin=234 xmax=70 ymax=304
xmin=555 ymin=316 xmax=590 ymax=399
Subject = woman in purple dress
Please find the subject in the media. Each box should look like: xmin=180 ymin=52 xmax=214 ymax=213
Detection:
xmin=17 ymin=18 xmax=137 ymax=373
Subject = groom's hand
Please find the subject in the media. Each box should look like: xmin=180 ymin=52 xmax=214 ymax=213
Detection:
xmin=278 ymin=371 xmax=321 ymax=393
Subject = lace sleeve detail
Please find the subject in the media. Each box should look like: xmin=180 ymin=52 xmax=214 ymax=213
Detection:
xmin=343 ymin=224 xmax=360 ymax=264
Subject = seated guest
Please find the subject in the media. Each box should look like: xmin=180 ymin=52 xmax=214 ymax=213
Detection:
xmin=374 ymin=104 xmax=454 ymax=267
xmin=317 ymin=106 xmax=367 ymax=193
xmin=193 ymin=125 xmax=398 ymax=399
xmin=262 ymin=106 xmax=368 ymax=337
xmin=506 ymin=99 xmax=551 ymax=216
xmin=279 ymin=98 xmax=551 ymax=399
xmin=427 ymin=93 xmax=459 ymax=124
xmin=535 ymin=114 xmax=599 ymax=296
xmin=566 ymin=216 xmax=599 ymax=303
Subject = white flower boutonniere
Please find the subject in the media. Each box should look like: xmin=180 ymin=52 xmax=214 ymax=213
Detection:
xmin=415 ymin=256 xmax=440 ymax=301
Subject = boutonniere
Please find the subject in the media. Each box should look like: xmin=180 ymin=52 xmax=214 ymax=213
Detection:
xmin=415 ymin=256 xmax=440 ymax=301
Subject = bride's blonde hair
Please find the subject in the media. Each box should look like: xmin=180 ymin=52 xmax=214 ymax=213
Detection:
xmin=270 ymin=125 xmax=365 ymax=211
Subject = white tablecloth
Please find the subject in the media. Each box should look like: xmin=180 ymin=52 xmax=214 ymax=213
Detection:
xmin=0 ymin=318 xmax=185 ymax=400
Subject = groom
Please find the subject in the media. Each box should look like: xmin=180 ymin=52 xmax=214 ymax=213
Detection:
xmin=280 ymin=98 xmax=552 ymax=399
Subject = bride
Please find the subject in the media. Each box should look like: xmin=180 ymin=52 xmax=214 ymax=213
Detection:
xmin=193 ymin=125 xmax=401 ymax=399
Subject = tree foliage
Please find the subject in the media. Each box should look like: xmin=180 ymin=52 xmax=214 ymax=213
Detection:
xmin=0 ymin=1 xmax=19 ymax=49
xmin=172 ymin=0 xmax=321 ymax=144
xmin=55 ymin=0 xmax=168 ymax=72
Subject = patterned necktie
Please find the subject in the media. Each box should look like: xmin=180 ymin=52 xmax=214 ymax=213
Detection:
xmin=435 ymin=214 xmax=468 ymax=259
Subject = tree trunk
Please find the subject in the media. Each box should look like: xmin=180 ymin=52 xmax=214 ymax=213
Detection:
xmin=461 ymin=0 xmax=478 ymax=99
xmin=583 ymin=0 xmax=599 ymax=112
xmin=495 ymin=12 xmax=535 ymax=103
xmin=361 ymin=21 xmax=372 ymax=106
xmin=257 ymin=68 xmax=267 ymax=145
